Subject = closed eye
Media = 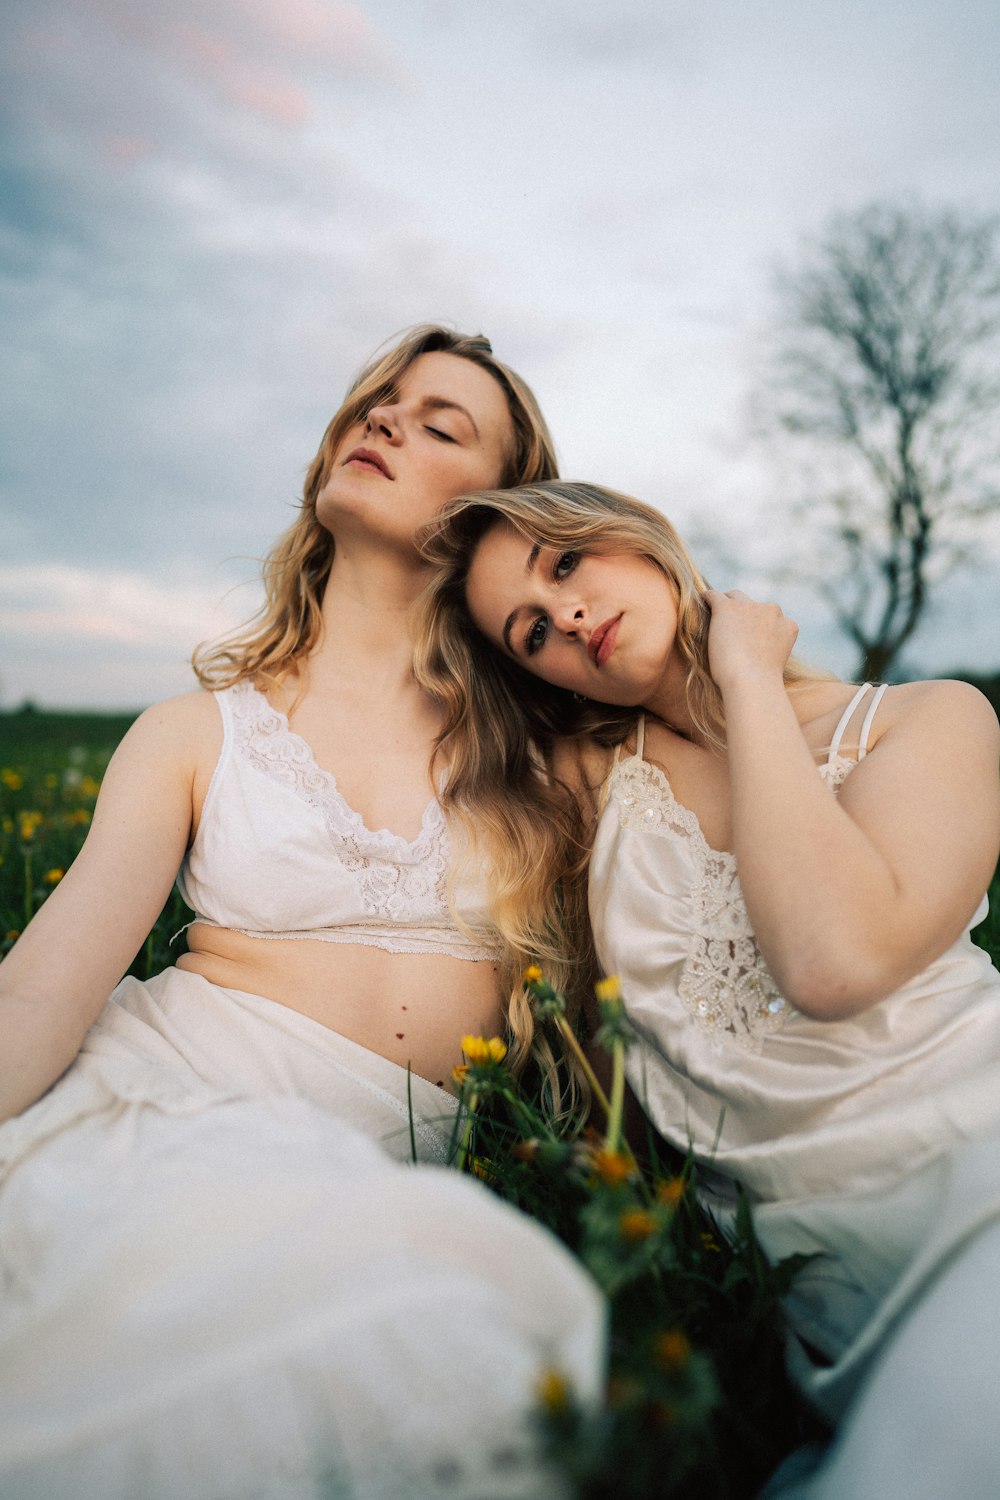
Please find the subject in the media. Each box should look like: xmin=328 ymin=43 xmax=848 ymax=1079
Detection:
xmin=426 ymin=426 xmax=456 ymax=443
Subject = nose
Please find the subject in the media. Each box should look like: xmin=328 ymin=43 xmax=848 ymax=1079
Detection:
xmin=551 ymin=600 xmax=586 ymax=638
xmin=364 ymin=402 xmax=401 ymax=442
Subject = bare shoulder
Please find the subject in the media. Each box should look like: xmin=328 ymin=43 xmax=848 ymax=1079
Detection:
xmin=879 ymin=679 xmax=1000 ymax=750
xmin=106 ymin=690 xmax=223 ymax=781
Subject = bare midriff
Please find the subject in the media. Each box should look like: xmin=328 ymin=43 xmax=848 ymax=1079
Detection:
xmin=176 ymin=922 xmax=503 ymax=1090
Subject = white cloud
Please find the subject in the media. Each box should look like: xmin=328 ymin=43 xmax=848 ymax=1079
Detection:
xmin=2 ymin=0 xmax=999 ymax=704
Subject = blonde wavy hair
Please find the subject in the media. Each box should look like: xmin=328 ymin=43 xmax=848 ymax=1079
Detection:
xmin=417 ymin=479 xmax=818 ymax=759
xmin=415 ymin=482 xmax=823 ymax=1081
xmin=192 ymin=326 xmax=591 ymax=1113
xmin=193 ymin=324 xmax=557 ymax=692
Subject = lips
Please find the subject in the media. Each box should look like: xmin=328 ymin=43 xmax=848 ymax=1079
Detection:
xmin=588 ymin=614 xmax=622 ymax=667
xmin=343 ymin=446 xmax=394 ymax=479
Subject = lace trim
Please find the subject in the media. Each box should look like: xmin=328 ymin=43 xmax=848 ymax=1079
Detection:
xmin=227 ymin=681 xmax=452 ymax=925
xmin=195 ymin=920 xmax=498 ymax=963
xmin=610 ymin=752 xmax=856 ymax=1051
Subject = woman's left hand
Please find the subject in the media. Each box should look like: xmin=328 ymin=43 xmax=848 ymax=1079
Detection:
xmin=703 ymin=589 xmax=798 ymax=691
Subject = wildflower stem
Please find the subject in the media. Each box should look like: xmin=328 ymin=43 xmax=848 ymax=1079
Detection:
xmin=455 ymin=1090 xmax=479 ymax=1175
xmin=605 ymin=1041 xmax=626 ymax=1155
xmin=555 ymin=1015 xmax=612 ymax=1121
xmin=23 ymin=849 xmax=33 ymax=926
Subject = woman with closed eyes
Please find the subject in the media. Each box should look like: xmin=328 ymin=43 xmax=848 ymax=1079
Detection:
xmin=0 ymin=332 xmax=605 ymax=1500
xmin=417 ymin=478 xmax=1000 ymax=1500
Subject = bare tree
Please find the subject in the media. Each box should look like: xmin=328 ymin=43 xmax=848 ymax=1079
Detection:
xmin=763 ymin=201 xmax=1000 ymax=680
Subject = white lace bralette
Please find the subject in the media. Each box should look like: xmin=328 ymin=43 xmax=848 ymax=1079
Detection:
xmin=177 ymin=680 xmax=502 ymax=962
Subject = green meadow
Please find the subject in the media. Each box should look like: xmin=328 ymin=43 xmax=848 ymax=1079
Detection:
xmin=1 ymin=699 xmax=997 ymax=1498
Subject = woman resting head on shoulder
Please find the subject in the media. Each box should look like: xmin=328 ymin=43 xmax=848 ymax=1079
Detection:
xmin=418 ymin=478 xmax=1000 ymax=1491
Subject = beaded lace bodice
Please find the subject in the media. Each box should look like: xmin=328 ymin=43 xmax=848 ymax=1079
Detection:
xmin=594 ymin=685 xmax=886 ymax=1053
xmin=177 ymin=680 xmax=501 ymax=961
xmin=609 ymin=753 xmax=854 ymax=1050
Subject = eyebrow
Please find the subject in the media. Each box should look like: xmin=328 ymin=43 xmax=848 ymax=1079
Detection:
xmin=501 ymin=542 xmax=542 ymax=655
xmin=421 ymin=396 xmax=481 ymax=441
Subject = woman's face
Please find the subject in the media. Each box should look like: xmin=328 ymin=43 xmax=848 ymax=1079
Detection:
xmin=317 ymin=352 xmax=513 ymax=550
xmin=465 ymin=521 xmax=679 ymax=709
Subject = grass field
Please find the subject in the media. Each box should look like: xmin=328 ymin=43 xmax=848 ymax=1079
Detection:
xmin=1 ymin=701 xmax=998 ymax=1498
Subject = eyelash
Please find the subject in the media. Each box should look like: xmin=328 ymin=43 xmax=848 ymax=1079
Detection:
xmin=522 ymin=552 xmax=581 ymax=656
xmin=425 ymin=426 xmax=455 ymax=443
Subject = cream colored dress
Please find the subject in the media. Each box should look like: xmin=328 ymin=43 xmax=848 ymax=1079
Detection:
xmin=0 ymin=684 xmax=605 ymax=1500
xmin=589 ymin=687 xmax=1000 ymax=1439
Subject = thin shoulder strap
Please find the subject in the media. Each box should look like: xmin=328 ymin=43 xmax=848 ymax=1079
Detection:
xmin=857 ymin=683 xmax=889 ymax=759
xmin=598 ymin=715 xmax=645 ymax=817
xmin=635 ymin=713 xmax=646 ymax=760
xmin=828 ymin=684 xmax=872 ymax=763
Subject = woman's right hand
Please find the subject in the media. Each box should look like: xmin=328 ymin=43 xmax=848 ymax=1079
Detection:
xmin=703 ymin=588 xmax=798 ymax=693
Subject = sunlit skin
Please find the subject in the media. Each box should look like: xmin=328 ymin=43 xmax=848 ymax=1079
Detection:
xmin=465 ymin=521 xmax=692 ymax=728
xmin=317 ymin=351 xmax=513 ymax=553
xmin=177 ymin=352 xmax=517 ymax=1083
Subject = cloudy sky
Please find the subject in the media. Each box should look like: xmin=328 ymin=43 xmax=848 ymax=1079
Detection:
xmin=3 ymin=0 xmax=999 ymax=709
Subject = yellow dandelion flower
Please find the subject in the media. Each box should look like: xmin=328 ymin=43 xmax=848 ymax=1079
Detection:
xmin=523 ymin=964 xmax=543 ymax=983
xmin=18 ymin=811 xmax=44 ymax=841
xmin=619 ymin=1209 xmax=657 ymax=1242
xmin=594 ymin=974 xmax=623 ymax=1004
xmin=460 ymin=1034 xmax=507 ymax=1065
xmin=67 ymin=809 xmax=91 ymax=827
xmin=0 ymin=769 xmax=24 ymax=791
xmin=80 ymin=775 xmax=101 ymax=799
xmin=451 ymin=1062 xmax=470 ymax=1086
xmin=460 ymin=1035 xmax=489 ymax=1063
xmin=43 ymin=868 xmax=66 ymax=885
xmin=536 ymin=1367 xmax=571 ymax=1415
xmin=656 ymin=1176 xmax=685 ymax=1208
xmin=5 ymin=930 xmax=20 ymax=943
xmin=592 ymin=1149 xmax=632 ymax=1187
xmin=654 ymin=1329 xmax=691 ymax=1370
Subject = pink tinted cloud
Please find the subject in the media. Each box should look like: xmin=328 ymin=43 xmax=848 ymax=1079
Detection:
xmin=86 ymin=0 xmax=400 ymax=123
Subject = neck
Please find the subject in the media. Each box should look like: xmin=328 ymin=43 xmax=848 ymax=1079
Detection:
xmin=308 ymin=538 xmax=428 ymax=696
xmin=643 ymin=655 xmax=698 ymax=742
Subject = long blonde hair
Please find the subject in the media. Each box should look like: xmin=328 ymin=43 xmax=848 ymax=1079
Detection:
xmin=192 ymin=328 xmax=587 ymax=1110
xmin=415 ymin=482 xmax=821 ymax=1066
xmin=193 ymin=325 xmax=558 ymax=690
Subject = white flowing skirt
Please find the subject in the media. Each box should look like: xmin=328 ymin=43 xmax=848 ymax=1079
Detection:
xmin=0 ymin=969 xmax=605 ymax=1500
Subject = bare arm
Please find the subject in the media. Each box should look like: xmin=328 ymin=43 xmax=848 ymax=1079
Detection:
xmin=0 ymin=692 xmax=217 ymax=1121
xmin=707 ymin=591 xmax=1000 ymax=1019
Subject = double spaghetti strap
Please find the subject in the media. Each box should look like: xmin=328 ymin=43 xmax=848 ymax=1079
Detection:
xmin=857 ymin=683 xmax=888 ymax=759
xmin=827 ymin=683 xmax=888 ymax=766
xmin=598 ymin=715 xmax=645 ymax=817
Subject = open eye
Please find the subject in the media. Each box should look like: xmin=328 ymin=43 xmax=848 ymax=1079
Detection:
xmin=524 ymin=616 xmax=549 ymax=656
xmin=554 ymin=550 xmax=579 ymax=579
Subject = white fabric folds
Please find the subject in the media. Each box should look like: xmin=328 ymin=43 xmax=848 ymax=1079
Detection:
xmin=0 ymin=970 xmax=605 ymax=1499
